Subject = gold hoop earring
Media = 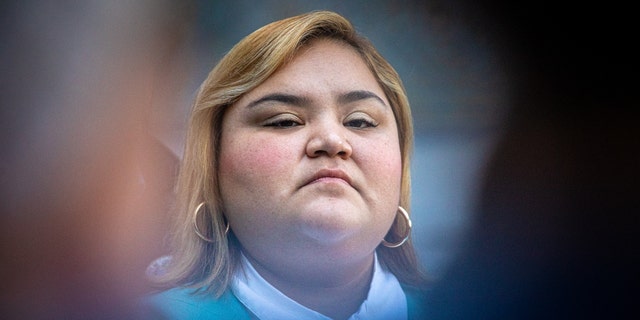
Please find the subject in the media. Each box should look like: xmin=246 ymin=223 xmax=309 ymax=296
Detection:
xmin=382 ymin=206 xmax=412 ymax=248
xmin=193 ymin=202 xmax=229 ymax=243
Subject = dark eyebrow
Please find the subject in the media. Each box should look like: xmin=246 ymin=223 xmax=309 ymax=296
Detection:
xmin=338 ymin=90 xmax=387 ymax=107
xmin=246 ymin=93 xmax=310 ymax=108
xmin=245 ymin=90 xmax=387 ymax=109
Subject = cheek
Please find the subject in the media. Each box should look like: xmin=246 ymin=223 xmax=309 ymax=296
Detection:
xmin=219 ymin=135 xmax=295 ymax=187
xmin=379 ymin=151 xmax=403 ymax=190
xmin=356 ymin=135 xmax=403 ymax=200
xmin=368 ymin=136 xmax=402 ymax=178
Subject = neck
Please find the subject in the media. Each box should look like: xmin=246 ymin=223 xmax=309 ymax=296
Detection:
xmin=245 ymin=252 xmax=375 ymax=320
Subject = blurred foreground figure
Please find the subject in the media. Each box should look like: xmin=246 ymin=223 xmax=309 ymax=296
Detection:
xmin=0 ymin=1 xmax=192 ymax=318
xmin=424 ymin=1 xmax=638 ymax=319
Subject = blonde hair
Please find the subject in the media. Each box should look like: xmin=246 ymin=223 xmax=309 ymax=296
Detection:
xmin=156 ymin=10 xmax=424 ymax=296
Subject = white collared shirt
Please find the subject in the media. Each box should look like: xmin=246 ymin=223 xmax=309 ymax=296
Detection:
xmin=231 ymin=253 xmax=407 ymax=320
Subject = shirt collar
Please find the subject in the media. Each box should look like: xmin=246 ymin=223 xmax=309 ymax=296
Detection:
xmin=231 ymin=252 xmax=407 ymax=320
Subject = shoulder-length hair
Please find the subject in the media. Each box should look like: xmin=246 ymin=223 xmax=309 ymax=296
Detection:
xmin=154 ymin=10 xmax=425 ymax=296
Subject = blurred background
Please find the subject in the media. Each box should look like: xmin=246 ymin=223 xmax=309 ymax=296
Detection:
xmin=2 ymin=0 xmax=635 ymax=319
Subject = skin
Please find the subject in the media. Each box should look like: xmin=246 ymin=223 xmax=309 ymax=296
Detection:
xmin=218 ymin=39 xmax=402 ymax=319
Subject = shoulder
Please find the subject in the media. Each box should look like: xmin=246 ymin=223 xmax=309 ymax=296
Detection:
xmin=142 ymin=287 xmax=253 ymax=320
xmin=402 ymin=284 xmax=429 ymax=320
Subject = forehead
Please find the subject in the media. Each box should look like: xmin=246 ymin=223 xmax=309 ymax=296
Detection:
xmin=248 ymin=39 xmax=385 ymax=99
xmin=294 ymin=38 xmax=361 ymax=64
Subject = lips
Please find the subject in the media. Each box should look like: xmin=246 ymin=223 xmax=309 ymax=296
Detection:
xmin=302 ymin=168 xmax=353 ymax=188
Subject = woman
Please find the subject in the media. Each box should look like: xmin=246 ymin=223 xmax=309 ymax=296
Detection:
xmin=145 ymin=11 xmax=426 ymax=319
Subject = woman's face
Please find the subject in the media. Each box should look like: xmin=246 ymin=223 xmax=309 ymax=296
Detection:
xmin=218 ymin=39 xmax=402 ymax=264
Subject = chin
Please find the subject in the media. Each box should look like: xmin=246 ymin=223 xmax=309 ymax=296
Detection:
xmin=294 ymin=209 xmax=366 ymax=245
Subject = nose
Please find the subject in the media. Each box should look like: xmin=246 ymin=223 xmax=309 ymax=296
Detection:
xmin=305 ymin=123 xmax=353 ymax=159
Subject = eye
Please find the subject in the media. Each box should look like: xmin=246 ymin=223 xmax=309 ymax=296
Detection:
xmin=263 ymin=114 xmax=303 ymax=128
xmin=266 ymin=120 xmax=300 ymax=127
xmin=344 ymin=113 xmax=378 ymax=129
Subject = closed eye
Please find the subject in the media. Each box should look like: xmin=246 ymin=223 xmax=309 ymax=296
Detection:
xmin=263 ymin=114 xmax=303 ymax=128
xmin=265 ymin=119 xmax=300 ymax=127
xmin=344 ymin=117 xmax=378 ymax=129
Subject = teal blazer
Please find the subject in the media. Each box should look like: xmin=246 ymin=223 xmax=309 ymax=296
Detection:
xmin=145 ymin=285 xmax=427 ymax=319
